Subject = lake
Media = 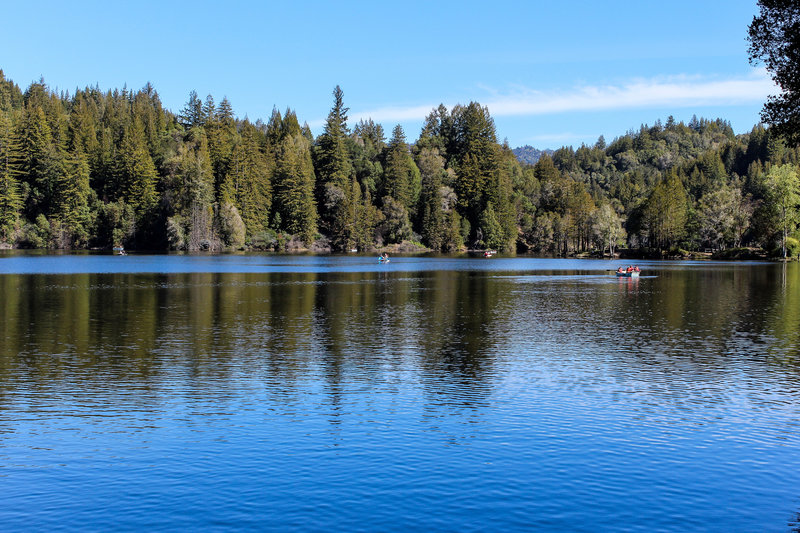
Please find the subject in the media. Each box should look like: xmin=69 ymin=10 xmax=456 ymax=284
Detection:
xmin=1 ymin=254 xmax=799 ymax=532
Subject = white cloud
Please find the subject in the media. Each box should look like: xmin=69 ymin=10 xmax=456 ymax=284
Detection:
xmin=342 ymin=70 xmax=776 ymax=125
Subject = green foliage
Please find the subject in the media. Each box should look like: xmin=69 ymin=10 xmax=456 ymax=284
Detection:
xmin=783 ymin=236 xmax=800 ymax=257
xmin=641 ymin=171 xmax=689 ymax=249
xmin=763 ymin=164 xmax=800 ymax=257
xmin=273 ymin=127 xmax=317 ymax=245
xmin=57 ymin=150 xmax=92 ymax=246
xmin=478 ymin=203 xmax=504 ymax=250
xmin=0 ymin=70 xmax=797 ymax=256
xmin=0 ymin=111 xmax=21 ymax=240
xmin=116 ymin=118 xmax=159 ymax=218
xmin=221 ymin=121 xmax=271 ymax=240
xmin=383 ymin=124 xmax=419 ymax=212
xmin=314 ymin=86 xmax=356 ymax=250
xmin=379 ymin=196 xmax=412 ymax=244
xmin=249 ymin=228 xmax=279 ymax=250
xmin=416 ymin=148 xmax=448 ymax=250
xmin=17 ymin=213 xmax=52 ymax=248
xmin=748 ymin=1 xmax=800 ymax=144
xmin=592 ymin=203 xmax=625 ymax=256
xmin=215 ymin=201 xmax=245 ymax=248
xmin=92 ymin=199 xmax=135 ymax=248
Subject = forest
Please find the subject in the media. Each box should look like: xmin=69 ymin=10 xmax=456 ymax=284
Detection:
xmin=1 ymin=69 xmax=799 ymax=257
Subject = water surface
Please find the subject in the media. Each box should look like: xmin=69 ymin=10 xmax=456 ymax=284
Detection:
xmin=1 ymin=255 xmax=799 ymax=531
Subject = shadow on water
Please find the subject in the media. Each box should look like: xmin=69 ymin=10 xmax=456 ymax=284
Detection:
xmin=2 ymin=264 xmax=800 ymax=386
xmin=2 ymin=264 xmax=799 ymax=429
xmin=0 ymin=270 xmax=506 ymax=417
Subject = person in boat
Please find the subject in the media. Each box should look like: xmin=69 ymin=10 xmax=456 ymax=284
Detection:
xmin=617 ymin=267 xmax=625 ymax=273
xmin=626 ymin=265 xmax=633 ymax=273
xmin=634 ymin=266 xmax=640 ymax=272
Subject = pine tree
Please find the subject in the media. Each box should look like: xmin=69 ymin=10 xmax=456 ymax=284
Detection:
xmin=642 ymin=170 xmax=689 ymax=250
xmin=273 ymin=133 xmax=317 ymax=244
xmin=116 ymin=118 xmax=159 ymax=218
xmin=0 ymin=111 xmax=21 ymax=241
xmin=221 ymin=121 xmax=271 ymax=240
xmin=202 ymin=94 xmax=216 ymax=125
xmin=417 ymin=148 xmax=447 ymax=250
xmin=179 ymin=90 xmax=203 ymax=129
xmin=14 ymin=105 xmax=61 ymax=219
xmin=56 ymin=150 xmax=91 ymax=246
xmin=354 ymin=119 xmax=386 ymax=152
xmin=478 ymin=203 xmax=503 ymax=250
xmin=354 ymin=180 xmax=381 ymax=251
xmin=382 ymin=124 xmax=419 ymax=212
xmin=206 ymin=96 xmax=237 ymax=197
xmin=314 ymin=86 xmax=356 ymax=249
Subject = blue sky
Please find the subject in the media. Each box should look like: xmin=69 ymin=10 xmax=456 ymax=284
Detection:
xmin=0 ymin=0 xmax=773 ymax=149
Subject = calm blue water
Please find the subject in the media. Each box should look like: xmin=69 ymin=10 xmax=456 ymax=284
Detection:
xmin=1 ymin=254 xmax=799 ymax=531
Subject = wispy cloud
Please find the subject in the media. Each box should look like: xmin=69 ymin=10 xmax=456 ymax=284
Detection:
xmin=486 ymin=71 xmax=776 ymax=117
xmin=342 ymin=70 xmax=776 ymax=126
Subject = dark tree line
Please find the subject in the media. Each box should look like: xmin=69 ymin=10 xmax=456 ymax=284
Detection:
xmin=0 ymin=70 xmax=799 ymax=256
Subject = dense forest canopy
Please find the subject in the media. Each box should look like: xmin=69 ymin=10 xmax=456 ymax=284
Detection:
xmin=0 ymin=69 xmax=799 ymax=256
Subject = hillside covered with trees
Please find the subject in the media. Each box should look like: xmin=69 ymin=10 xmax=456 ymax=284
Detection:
xmin=0 ymin=69 xmax=799 ymax=257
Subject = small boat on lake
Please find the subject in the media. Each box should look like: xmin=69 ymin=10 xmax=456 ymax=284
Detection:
xmin=616 ymin=270 xmax=639 ymax=277
xmin=468 ymin=249 xmax=496 ymax=258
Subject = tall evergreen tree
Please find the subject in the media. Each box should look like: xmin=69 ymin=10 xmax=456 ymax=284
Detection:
xmin=206 ymin=96 xmax=238 ymax=197
xmin=14 ymin=105 xmax=61 ymax=219
xmin=382 ymin=124 xmax=419 ymax=212
xmin=179 ymin=90 xmax=203 ymax=129
xmin=642 ymin=170 xmax=689 ymax=249
xmin=221 ymin=121 xmax=271 ymax=240
xmin=314 ymin=86 xmax=356 ymax=249
xmin=56 ymin=149 xmax=92 ymax=246
xmin=0 ymin=111 xmax=21 ymax=241
xmin=417 ymin=148 xmax=447 ymax=250
xmin=273 ymin=132 xmax=318 ymax=244
xmin=116 ymin=118 xmax=159 ymax=218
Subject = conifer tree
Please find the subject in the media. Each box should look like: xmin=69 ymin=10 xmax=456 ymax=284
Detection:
xmin=642 ymin=170 xmax=689 ymax=250
xmin=179 ymin=90 xmax=203 ymax=128
xmin=206 ymin=96 xmax=237 ymax=196
xmin=14 ymin=105 xmax=61 ymax=219
xmin=0 ymin=111 xmax=21 ymax=241
xmin=314 ymin=86 xmax=356 ymax=249
xmin=116 ymin=118 xmax=159 ymax=218
xmin=221 ymin=121 xmax=271 ymax=240
xmin=478 ymin=202 xmax=504 ymax=250
xmin=273 ymin=133 xmax=317 ymax=244
xmin=417 ymin=148 xmax=447 ymax=250
xmin=202 ymin=95 xmax=216 ymax=124
xmin=354 ymin=119 xmax=386 ymax=152
xmin=56 ymin=150 xmax=91 ymax=246
xmin=354 ymin=180 xmax=381 ymax=250
xmin=383 ymin=124 xmax=420 ymax=212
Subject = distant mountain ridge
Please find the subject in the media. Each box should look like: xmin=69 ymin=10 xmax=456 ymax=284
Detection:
xmin=512 ymin=145 xmax=554 ymax=165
